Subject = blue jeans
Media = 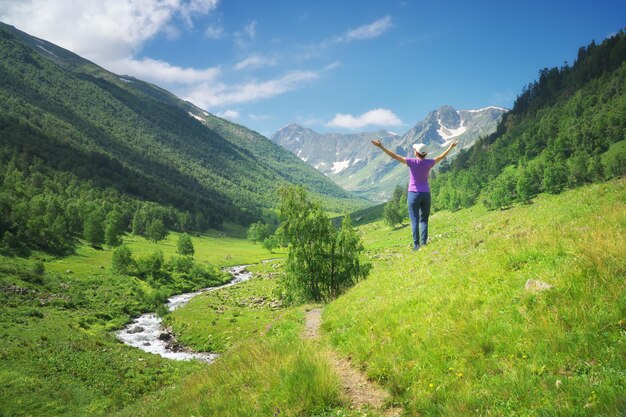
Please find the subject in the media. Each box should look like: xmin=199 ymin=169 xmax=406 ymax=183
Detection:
xmin=407 ymin=192 xmax=431 ymax=249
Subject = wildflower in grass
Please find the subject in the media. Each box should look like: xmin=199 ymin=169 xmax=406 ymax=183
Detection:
xmin=429 ymin=383 xmax=434 ymax=388
xmin=457 ymin=372 xmax=463 ymax=377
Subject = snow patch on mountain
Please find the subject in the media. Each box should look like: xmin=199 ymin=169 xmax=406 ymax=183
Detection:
xmin=188 ymin=112 xmax=205 ymax=123
xmin=36 ymin=44 xmax=57 ymax=57
xmin=296 ymin=150 xmax=308 ymax=162
xmin=464 ymin=106 xmax=509 ymax=113
xmin=332 ymin=160 xmax=351 ymax=174
xmin=437 ymin=118 xmax=467 ymax=140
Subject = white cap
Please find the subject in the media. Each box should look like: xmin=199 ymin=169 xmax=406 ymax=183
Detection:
xmin=412 ymin=143 xmax=427 ymax=154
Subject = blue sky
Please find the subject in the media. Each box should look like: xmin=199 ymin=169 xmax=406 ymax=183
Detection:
xmin=1 ymin=0 xmax=624 ymax=136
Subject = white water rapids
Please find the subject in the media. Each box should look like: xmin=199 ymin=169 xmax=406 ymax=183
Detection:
xmin=115 ymin=265 xmax=253 ymax=362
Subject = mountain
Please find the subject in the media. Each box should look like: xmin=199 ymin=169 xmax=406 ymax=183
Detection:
xmin=271 ymin=106 xmax=506 ymax=201
xmin=0 ymin=22 xmax=368 ymax=234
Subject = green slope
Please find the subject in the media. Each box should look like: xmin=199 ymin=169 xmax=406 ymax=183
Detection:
xmin=324 ymin=179 xmax=626 ymax=416
xmin=0 ymin=22 xmax=367 ymax=228
xmin=112 ymin=179 xmax=625 ymax=417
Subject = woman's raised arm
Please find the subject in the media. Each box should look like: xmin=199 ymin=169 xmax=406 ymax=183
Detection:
xmin=434 ymin=141 xmax=458 ymax=164
xmin=371 ymin=140 xmax=406 ymax=165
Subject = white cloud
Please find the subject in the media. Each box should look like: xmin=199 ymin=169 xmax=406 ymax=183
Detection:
xmin=244 ymin=21 xmax=257 ymax=38
xmin=0 ymin=1 xmax=328 ymax=115
xmin=0 ymin=0 xmax=219 ymax=62
xmin=179 ymin=0 xmax=219 ymax=27
xmin=205 ymin=25 xmax=224 ymax=39
xmin=216 ymin=109 xmax=240 ymax=120
xmin=295 ymin=16 xmax=393 ymax=61
xmin=323 ymin=61 xmax=341 ymax=71
xmin=234 ymin=54 xmax=277 ymax=71
xmin=345 ymin=16 xmax=392 ymax=42
xmin=327 ymin=108 xmax=403 ymax=129
xmin=249 ymin=114 xmax=271 ymax=121
xmin=108 ymin=57 xmax=221 ymax=85
xmin=184 ymin=70 xmax=319 ymax=107
xmin=162 ymin=24 xmax=182 ymax=40
xmin=234 ymin=20 xmax=257 ymax=48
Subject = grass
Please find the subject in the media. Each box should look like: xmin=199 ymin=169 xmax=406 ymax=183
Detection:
xmin=323 ymin=179 xmax=626 ymax=416
xmin=115 ymin=261 xmax=388 ymax=417
xmin=46 ymin=225 xmax=285 ymax=278
xmin=0 ymin=255 xmax=202 ymax=417
xmin=115 ymin=308 xmax=345 ymax=417
xmin=2 ymin=180 xmax=624 ymax=416
xmin=165 ymin=261 xmax=285 ymax=353
xmin=0 ymin=227 xmax=283 ymax=417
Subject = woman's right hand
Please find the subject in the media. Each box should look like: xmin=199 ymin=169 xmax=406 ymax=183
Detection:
xmin=371 ymin=140 xmax=382 ymax=148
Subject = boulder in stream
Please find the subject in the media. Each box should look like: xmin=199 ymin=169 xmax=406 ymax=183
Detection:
xmin=158 ymin=332 xmax=172 ymax=341
xmin=127 ymin=326 xmax=145 ymax=334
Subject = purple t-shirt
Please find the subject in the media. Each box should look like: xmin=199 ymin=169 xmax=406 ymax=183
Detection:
xmin=406 ymin=158 xmax=436 ymax=192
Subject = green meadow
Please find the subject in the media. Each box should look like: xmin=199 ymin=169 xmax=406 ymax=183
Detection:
xmin=117 ymin=179 xmax=625 ymax=416
xmin=324 ymin=179 xmax=626 ymax=416
xmin=1 ymin=179 xmax=624 ymax=416
xmin=0 ymin=228 xmax=284 ymax=416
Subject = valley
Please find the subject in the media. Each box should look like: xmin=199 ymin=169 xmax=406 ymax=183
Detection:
xmin=270 ymin=106 xmax=506 ymax=201
xmin=2 ymin=180 xmax=623 ymax=416
xmin=0 ymin=14 xmax=624 ymax=417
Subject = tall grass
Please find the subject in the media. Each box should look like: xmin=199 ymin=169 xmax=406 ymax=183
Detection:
xmin=323 ymin=179 xmax=625 ymax=416
xmin=116 ymin=310 xmax=343 ymax=417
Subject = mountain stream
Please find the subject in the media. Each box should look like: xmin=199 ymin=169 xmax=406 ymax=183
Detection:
xmin=116 ymin=265 xmax=253 ymax=362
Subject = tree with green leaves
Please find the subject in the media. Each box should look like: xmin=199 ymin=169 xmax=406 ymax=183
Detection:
xmin=277 ymin=186 xmax=370 ymax=302
xmin=135 ymin=250 xmax=166 ymax=280
xmin=104 ymin=210 xmax=124 ymax=247
xmin=483 ymin=166 xmax=518 ymax=210
xmin=383 ymin=199 xmax=404 ymax=229
xmin=111 ymin=245 xmax=134 ymax=275
xmin=383 ymin=184 xmax=407 ymax=229
xmin=146 ymin=219 xmax=167 ymax=243
xmin=246 ymin=221 xmax=271 ymax=244
xmin=330 ymin=214 xmax=371 ymax=298
xmin=261 ymin=234 xmax=279 ymax=253
xmin=177 ymin=233 xmax=194 ymax=256
xmin=83 ymin=209 xmax=105 ymax=247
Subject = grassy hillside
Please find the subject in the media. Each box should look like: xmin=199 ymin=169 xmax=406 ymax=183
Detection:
xmin=111 ymin=179 xmax=624 ymax=417
xmin=324 ymin=179 xmax=625 ymax=416
xmin=0 ymin=21 xmax=367 ymax=234
xmin=0 ymin=230 xmax=283 ymax=417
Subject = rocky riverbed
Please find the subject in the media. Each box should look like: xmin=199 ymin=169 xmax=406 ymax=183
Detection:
xmin=116 ymin=265 xmax=253 ymax=362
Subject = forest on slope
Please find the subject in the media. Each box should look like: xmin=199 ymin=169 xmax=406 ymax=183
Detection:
xmin=430 ymin=30 xmax=626 ymax=211
xmin=0 ymin=22 xmax=367 ymax=255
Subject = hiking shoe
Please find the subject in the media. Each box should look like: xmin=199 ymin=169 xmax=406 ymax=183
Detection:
xmin=412 ymin=246 xmax=421 ymax=252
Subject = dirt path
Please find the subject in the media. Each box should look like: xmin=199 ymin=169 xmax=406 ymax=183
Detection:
xmin=303 ymin=308 xmax=402 ymax=416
